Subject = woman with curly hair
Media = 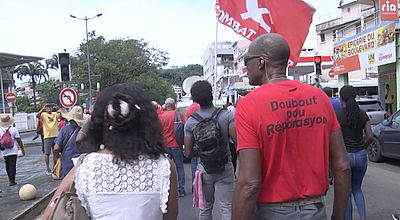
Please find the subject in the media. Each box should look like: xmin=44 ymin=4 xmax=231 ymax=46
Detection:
xmin=42 ymin=83 xmax=178 ymax=220
xmin=337 ymin=86 xmax=372 ymax=220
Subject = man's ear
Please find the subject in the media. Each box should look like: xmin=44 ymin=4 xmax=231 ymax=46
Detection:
xmin=258 ymin=58 xmax=265 ymax=70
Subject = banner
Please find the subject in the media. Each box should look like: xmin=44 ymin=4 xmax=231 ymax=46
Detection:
xmin=216 ymin=0 xmax=315 ymax=68
xmin=333 ymin=21 xmax=396 ymax=75
xmin=380 ymin=0 xmax=398 ymax=21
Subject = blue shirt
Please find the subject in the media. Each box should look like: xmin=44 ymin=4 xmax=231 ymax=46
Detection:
xmin=329 ymin=97 xmax=342 ymax=113
xmin=55 ymin=123 xmax=81 ymax=178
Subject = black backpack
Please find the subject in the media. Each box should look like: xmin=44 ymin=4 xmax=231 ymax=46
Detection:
xmin=191 ymin=108 xmax=228 ymax=174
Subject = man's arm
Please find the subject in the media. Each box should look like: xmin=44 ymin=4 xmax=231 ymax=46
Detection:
xmin=183 ymin=136 xmax=194 ymax=158
xmin=36 ymin=105 xmax=46 ymax=119
xmin=16 ymin=137 xmax=25 ymax=156
xmin=232 ymin=148 xmax=262 ymax=220
xmin=329 ymin=129 xmax=351 ymax=220
xmin=228 ymin=126 xmax=237 ymax=146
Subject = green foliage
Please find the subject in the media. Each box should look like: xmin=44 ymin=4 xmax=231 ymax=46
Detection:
xmin=16 ymin=95 xmax=36 ymax=113
xmin=69 ymin=35 xmax=172 ymax=101
xmin=157 ymin=64 xmax=203 ymax=86
xmin=35 ymin=81 xmax=61 ymax=105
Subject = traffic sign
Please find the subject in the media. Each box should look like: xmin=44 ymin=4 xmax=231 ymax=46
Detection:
xmin=5 ymin=92 xmax=16 ymax=102
xmin=59 ymin=88 xmax=77 ymax=108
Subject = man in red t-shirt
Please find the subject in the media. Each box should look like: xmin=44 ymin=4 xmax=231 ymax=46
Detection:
xmin=232 ymin=34 xmax=350 ymax=220
xmin=159 ymin=97 xmax=186 ymax=197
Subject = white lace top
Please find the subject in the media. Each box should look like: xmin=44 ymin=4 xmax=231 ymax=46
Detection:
xmin=74 ymin=153 xmax=171 ymax=220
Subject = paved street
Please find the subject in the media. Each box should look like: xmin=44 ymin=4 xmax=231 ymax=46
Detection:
xmin=1 ymin=135 xmax=400 ymax=219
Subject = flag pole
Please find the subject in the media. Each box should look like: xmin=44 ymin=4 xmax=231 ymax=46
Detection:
xmin=214 ymin=18 xmax=218 ymax=106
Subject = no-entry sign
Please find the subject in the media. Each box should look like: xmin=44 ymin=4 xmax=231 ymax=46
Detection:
xmin=5 ymin=92 xmax=16 ymax=102
xmin=59 ymin=88 xmax=77 ymax=108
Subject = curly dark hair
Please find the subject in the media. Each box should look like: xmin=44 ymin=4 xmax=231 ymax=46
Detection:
xmin=340 ymin=85 xmax=361 ymax=129
xmin=86 ymin=83 xmax=165 ymax=163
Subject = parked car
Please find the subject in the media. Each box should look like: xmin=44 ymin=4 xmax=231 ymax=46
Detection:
xmin=367 ymin=109 xmax=400 ymax=162
xmin=356 ymin=97 xmax=389 ymax=125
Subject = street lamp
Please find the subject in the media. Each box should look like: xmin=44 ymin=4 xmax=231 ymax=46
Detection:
xmin=70 ymin=13 xmax=102 ymax=111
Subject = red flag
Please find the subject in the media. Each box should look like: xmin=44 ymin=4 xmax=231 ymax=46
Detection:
xmin=216 ymin=0 xmax=315 ymax=68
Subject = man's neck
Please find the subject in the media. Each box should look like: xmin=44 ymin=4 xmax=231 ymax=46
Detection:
xmin=264 ymin=73 xmax=288 ymax=84
xmin=200 ymin=104 xmax=213 ymax=110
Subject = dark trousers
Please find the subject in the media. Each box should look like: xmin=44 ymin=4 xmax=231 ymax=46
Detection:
xmin=4 ymin=155 xmax=17 ymax=184
xmin=386 ymin=103 xmax=393 ymax=115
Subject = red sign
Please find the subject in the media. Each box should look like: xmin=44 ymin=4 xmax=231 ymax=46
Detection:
xmin=216 ymin=0 xmax=315 ymax=68
xmin=380 ymin=0 xmax=398 ymax=21
xmin=59 ymin=88 xmax=77 ymax=108
xmin=5 ymin=92 xmax=16 ymax=102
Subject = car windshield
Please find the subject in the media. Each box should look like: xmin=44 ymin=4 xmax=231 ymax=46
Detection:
xmin=357 ymin=100 xmax=383 ymax=112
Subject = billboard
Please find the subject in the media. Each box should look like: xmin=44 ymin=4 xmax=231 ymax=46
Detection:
xmin=333 ymin=21 xmax=396 ymax=75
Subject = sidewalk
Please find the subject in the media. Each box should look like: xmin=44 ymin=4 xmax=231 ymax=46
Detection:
xmin=0 ymin=142 xmax=60 ymax=220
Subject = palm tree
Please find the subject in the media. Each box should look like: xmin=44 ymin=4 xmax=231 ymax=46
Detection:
xmin=45 ymin=54 xmax=59 ymax=70
xmin=13 ymin=62 xmax=49 ymax=110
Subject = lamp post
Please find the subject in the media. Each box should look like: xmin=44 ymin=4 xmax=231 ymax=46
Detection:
xmin=70 ymin=13 xmax=102 ymax=111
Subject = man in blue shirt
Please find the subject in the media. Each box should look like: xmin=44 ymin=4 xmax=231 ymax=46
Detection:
xmin=54 ymin=106 xmax=89 ymax=178
xmin=323 ymin=87 xmax=341 ymax=113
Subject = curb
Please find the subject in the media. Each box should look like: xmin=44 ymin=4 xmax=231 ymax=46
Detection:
xmin=12 ymin=187 xmax=57 ymax=220
xmin=23 ymin=141 xmax=42 ymax=147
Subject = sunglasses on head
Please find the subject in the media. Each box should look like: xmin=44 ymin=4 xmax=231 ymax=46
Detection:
xmin=243 ymin=54 xmax=269 ymax=66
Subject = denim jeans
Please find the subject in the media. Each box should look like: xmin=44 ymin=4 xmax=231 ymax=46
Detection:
xmin=191 ymin=157 xmax=198 ymax=182
xmin=346 ymin=149 xmax=367 ymax=220
xmin=199 ymin=163 xmax=234 ymax=220
xmin=251 ymin=202 xmax=328 ymax=220
xmin=167 ymin=146 xmax=185 ymax=192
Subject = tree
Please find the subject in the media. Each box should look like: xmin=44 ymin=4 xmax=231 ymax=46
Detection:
xmin=35 ymin=80 xmax=61 ymax=105
xmin=158 ymin=64 xmax=203 ymax=86
xmin=13 ymin=62 xmax=49 ymax=111
xmin=69 ymin=35 xmax=172 ymax=101
xmin=16 ymin=95 xmax=36 ymax=113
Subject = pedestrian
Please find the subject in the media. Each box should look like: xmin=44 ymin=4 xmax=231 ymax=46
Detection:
xmin=36 ymin=119 xmax=45 ymax=153
xmin=337 ymin=86 xmax=373 ymax=220
xmin=42 ymin=83 xmax=178 ymax=220
xmin=232 ymin=33 xmax=350 ymax=220
xmin=0 ymin=114 xmax=25 ymax=186
xmin=185 ymin=101 xmax=200 ymax=183
xmin=323 ymin=86 xmax=342 ymax=113
xmin=385 ymin=84 xmax=394 ymax=115
xmin=37 ymin=103 xmax=61 ymax=175
xmin=159 ymin=97 xmax=186 ymax=197
xmin=184 ymin=80 xmax=236 ymax=220
xmin=54 ymin=106 xmax=89 ymax=178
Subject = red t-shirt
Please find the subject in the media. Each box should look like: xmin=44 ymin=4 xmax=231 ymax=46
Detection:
xmin=185 ymin=102 xmax=200 ymax=121
xmin=159 ymin=110 xmax=185 ymax=147
xmin=235 ymin=81 xmax=340 ymax=203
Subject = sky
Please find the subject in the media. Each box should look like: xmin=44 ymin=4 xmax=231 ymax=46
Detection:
xmin=0 ymin=0 xmax=344 ymax=84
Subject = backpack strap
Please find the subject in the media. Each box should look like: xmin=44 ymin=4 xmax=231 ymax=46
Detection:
xmin=211 ymin=108 xmax=224 ymax=120
xmin=174 ymin=110 xmax=183 ymax=123
xmin=191 ymin=112 xmax=203 ymax=122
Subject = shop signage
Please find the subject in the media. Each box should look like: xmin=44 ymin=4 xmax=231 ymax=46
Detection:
xmin=333 ymin=21 xmax=396 ymax=75
xmin=380 ymin=0 xmax=398 ymax=21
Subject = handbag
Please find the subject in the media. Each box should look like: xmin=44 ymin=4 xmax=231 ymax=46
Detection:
xmin=50 ymin=153 xmax=90 ymax=220
xmin=173 ymin=110 xmax=185 ymax=145
xmin=52 ymin=128 xmax=79 ymax=179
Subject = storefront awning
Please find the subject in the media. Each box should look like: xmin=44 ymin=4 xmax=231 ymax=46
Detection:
xmin=0 ymin=52 xmax=43 ymax=68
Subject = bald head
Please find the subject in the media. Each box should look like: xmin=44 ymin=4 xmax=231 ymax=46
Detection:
xmin=249 ymin=33 xmax=290 ymax=67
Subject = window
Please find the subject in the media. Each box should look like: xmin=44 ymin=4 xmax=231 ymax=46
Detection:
xmin=320 ymin=33 xmax=325 ymax=42
xmin=356 ymin=23 xmax=361 ymax=34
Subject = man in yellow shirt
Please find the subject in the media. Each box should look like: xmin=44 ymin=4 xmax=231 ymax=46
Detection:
xmin=37 ymin=103 xmax=60 ymax=175
xmin=385 ymin=84 xmax=394 ymax=115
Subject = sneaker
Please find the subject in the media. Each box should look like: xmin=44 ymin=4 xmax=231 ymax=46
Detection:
xmin=9 ymin=182 xmax=17 ymax=186
xmin=178 ymin=190 xmax=186 ymax=197
xmin=45 ymin=169 xmax=52 ymax=175
xmin=393 ymin=214 xmax=400 ymax=220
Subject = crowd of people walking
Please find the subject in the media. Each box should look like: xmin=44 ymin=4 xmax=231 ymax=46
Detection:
xmin=1 ymin=33 xmax=398 ymax=219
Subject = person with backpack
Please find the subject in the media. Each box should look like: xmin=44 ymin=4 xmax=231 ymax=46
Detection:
xmin=184 ymin=80 xmax=236 ymax=220
xmin=0 ymin=114 xmax=25 ymax=186
xmin=159 ymin=97 xmax=186 ymax=197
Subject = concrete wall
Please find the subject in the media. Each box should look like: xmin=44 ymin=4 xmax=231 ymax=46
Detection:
xmin=14 ymin=112 xmax=37 ymax=131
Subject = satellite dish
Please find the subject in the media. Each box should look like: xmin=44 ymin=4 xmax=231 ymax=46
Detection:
xmin=182 ymin=75 xmax=202 ymax=96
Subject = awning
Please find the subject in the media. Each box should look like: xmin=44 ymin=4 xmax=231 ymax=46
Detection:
xmin=0 ymin=52 xmax=43 ymax=68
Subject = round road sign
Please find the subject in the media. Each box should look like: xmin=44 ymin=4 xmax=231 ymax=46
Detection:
xmin=59 ymin=88 xmax=77 ymax=108
xmin=6 ymin=92 xmax=16 ymax=102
